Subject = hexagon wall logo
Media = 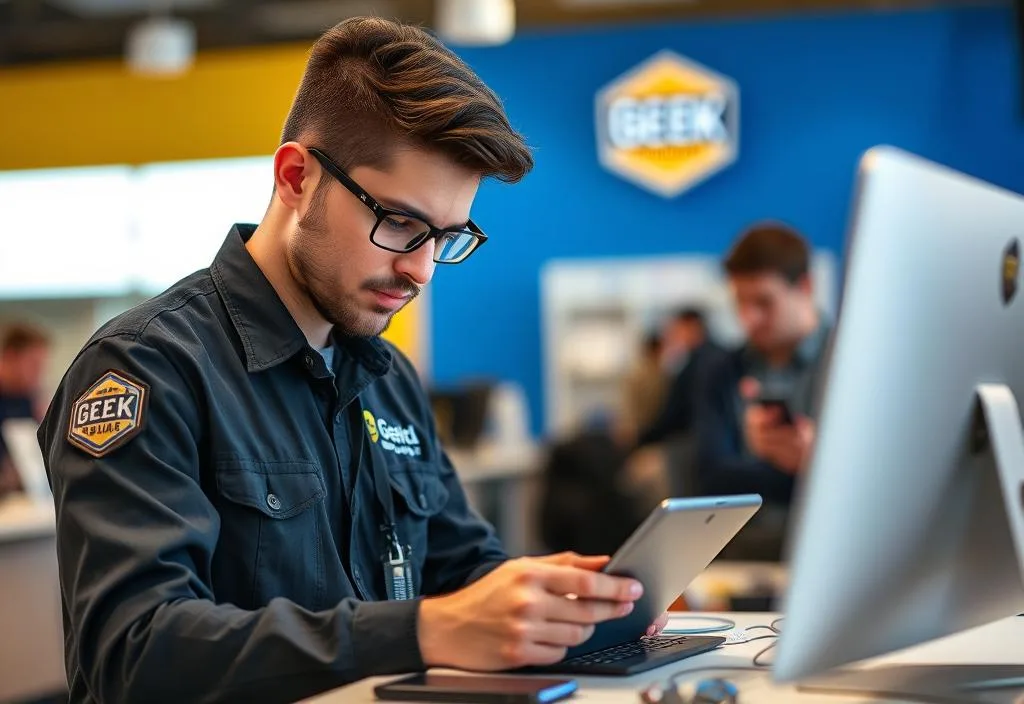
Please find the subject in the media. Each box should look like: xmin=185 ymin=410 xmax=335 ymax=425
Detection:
xmin=596 ymin=50 xmax=740 ymax=197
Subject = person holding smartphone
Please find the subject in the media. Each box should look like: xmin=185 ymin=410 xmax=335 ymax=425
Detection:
xmin=695 ymin=223 xmax=831 ymax=513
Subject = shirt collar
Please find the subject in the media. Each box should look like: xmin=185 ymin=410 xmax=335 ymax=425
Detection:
xmin=793 ymin=318 xmax=830 ymax=366
xmin=210 ymin=224 xmax=393 ymax=376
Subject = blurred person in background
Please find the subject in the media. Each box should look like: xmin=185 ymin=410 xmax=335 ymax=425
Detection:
xmin=617 ymin=330 xmax=667 ymax=444
xmin=38 ymin=17 xmax=661 ymax=704
xmin=0 ymin=322 xmax=50 ymax=496
xmin=621 ymin=308 xmax=726 ymax=518
xmin=694 ymin=222 xmax=830 ymax=559
xmin=636 ymin=307 xmax=725 ymax=449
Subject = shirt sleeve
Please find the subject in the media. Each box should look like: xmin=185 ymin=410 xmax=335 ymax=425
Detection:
xmin=694 ymin=354 xmax=795 ymax=505
xmin=41 ymin=333 xmax=424 ymax=704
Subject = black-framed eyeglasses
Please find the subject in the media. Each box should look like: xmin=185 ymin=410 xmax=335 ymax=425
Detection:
xmin=307 ymin=147 xmax=487 ymax=265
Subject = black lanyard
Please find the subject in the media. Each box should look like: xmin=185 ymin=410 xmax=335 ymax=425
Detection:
xmin=348 ymin=398 xmax=405 ymax=561
xmin=349 ymin=397 xmax=415 ymax=600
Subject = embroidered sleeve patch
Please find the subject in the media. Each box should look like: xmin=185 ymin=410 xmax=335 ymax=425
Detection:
xmin=67 ymin=370 xmax=148 ymax=457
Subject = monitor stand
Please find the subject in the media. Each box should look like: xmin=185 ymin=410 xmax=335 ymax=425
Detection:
xmin=795 ymin=384 xmax=1024 ymax=704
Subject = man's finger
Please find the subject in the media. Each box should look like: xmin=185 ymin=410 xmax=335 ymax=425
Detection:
xmin=761 ymin=427 xmax=799 ymax=446
xmin=542 ymin=593 xmax=635 ymax=624
xmin=502 ymin=642 xmax=568 ymax=668
xmin=538 ymin=565 xmax=643 ymax=602
xmin=739 ymin=377 xmax=761 ymax=400
xmin=531 ymin=621 xmax=596 ymax=648
xmin=534 ymin=552 xmax=610 ymax=570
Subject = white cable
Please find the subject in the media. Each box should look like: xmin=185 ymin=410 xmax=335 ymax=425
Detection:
xmin=661 ymin=615 xmax=736 ymax=635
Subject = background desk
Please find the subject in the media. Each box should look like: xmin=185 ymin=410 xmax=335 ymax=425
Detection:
xmin=302 ymin=612 xmax=1024 ymax=704
xmin=448 ymin=442 xmax=541 ymax=557
xmin=0 ymin=495 xmax=65 ymax=703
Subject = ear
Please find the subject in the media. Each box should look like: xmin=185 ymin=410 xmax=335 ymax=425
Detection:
xmin=273 ymin=142 xmax=318 ymax=211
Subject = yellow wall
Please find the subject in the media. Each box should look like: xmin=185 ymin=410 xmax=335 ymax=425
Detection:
xmin=0 ymin=45 xmax=425 ymax=368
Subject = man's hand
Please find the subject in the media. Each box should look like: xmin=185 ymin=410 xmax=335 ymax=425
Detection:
xmin=745 ymin=410 xmax=815 ymax=475
xmin=741 ymin=378 xmax=815 ymax=475
xmin=762 ymin=417 xmax=815 ymax=474
xmin=417 ymin=552 xmax=643 ymax=671
xmin=645 ymin=612 xmax=670 ymax=637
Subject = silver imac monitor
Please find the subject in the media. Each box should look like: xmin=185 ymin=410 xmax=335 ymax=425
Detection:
xmin=774 ymin=146 xmax=1024 ymax=700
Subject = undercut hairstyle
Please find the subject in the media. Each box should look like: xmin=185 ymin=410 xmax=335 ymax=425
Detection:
xmin=281 ymin=16 xmax=534 ymax=183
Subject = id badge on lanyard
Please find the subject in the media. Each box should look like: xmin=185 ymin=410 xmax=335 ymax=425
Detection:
xmin=381 ymin=524 xmax=414 ymax=601
xmin=351 ymin=399 xmax=416 ymax=601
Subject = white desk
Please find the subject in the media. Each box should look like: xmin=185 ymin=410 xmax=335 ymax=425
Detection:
xmin=302 ymin=611 xmax=1024 ymax=704
xmin=0 ymin=494 xmax=66 ymax=703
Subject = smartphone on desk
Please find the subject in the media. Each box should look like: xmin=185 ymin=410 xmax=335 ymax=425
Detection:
xmin=374 ymin=673 xmax=577 ymax=703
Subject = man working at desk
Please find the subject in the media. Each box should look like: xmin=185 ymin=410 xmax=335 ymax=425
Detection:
xmin=39 ymin=18 xmax=653 ymax=704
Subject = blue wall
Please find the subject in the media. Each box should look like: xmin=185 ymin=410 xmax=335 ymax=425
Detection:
xmin=432 ymin=5 xmax=1024 ymax=436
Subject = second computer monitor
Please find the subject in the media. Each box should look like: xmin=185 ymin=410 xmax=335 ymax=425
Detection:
xmin=774 ymin=146 xmax=1024 ymax=682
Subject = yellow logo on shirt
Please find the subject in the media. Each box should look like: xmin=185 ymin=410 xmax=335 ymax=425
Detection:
xmin=363 ymin=408 xmax=422 ymax=458
xmin=67 ymin=370 xmax=147 ymax=457
xmin=364 ymin=410 xmax=380 ymax=443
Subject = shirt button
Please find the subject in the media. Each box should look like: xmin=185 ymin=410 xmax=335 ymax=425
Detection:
xmin=418 ymin=492 xmax=428 ymax=509
xmin=266 ymin=493 xmax=282 ymax=511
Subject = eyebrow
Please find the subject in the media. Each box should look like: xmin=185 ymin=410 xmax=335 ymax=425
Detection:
xmin=376 ymin=195 xmax=470 ymax=231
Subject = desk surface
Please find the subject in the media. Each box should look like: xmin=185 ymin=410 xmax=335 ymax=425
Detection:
xmin=447 ymin=442 xmax=540 ymax=483
xmin=0 ymin=494 xmax=55 ymax=542
xmin=302 ymin=612 xmax=1024 ymax=704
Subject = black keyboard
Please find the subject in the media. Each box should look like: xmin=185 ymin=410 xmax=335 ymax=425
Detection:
xmin=537 ymin=635 xmax=725 ymax=676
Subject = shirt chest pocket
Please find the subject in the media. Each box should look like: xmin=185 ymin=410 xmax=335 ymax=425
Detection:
xmin=386 ymin=461 xmax=449 ymax=576
xmin=213 ymin=460 xmax=328 ymax=610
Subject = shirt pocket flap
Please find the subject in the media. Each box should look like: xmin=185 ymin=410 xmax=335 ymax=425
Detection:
xmin=388 ymin=464 xmax=450 ymax=518
xmin=216 ymin=460 xmax=325 ymax=519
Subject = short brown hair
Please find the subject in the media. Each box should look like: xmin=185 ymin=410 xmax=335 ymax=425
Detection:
xmin=724 ymin=221 xmax=810 ymax=284
xmin=1 ymin=323 xmax=50 ymax=355
xmin=281 ymin=17 xmax=533 ymax=183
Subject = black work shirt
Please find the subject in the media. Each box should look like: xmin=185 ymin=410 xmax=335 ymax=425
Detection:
xmin=39 ymin=225 xmax=507 ymax=704
xmin=636 ymin=341 xmax=728 ymax=448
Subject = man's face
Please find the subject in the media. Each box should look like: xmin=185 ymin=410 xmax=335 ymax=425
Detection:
xmin=287 ymin=146 xmax=480 ymax=338
xmin=2 ymin=344 xmax=48 ymax=396
xmin=678 ymin=320 xmax=704 ymax=352
xmin=729 ymin=273 xmax=811 ymax=353
xmin=662 ymin=319 xmax=702 ymax=361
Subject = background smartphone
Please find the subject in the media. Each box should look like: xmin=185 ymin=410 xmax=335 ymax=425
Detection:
xmin=374 ymin=673 xmax=578 ymax=703
xmin=755 ymin=393 xmax=795 ymax=425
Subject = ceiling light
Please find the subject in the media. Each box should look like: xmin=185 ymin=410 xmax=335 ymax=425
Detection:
xmin=125 ymin=15 xmax=196 ymax=76
xmin=435 ymin=0 xmax=515 ymax=47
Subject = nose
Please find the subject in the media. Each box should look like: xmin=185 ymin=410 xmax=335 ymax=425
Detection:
xmin=393 ymin=237 xmax=437 ymax=286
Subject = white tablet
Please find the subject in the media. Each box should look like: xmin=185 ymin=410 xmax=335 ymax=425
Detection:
xmin=605 ymin=494 xmax=763 ymax=614
xmin=554 ymin=494 xmax=762 ymax=663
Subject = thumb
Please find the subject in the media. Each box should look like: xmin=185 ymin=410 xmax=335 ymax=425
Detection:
xmin=739 ymin=376 xmax=761 ymax=402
